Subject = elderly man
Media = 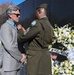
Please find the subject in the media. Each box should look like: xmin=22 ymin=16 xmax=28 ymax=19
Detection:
xmin=0 ymin=5 xmax=26 ymax=75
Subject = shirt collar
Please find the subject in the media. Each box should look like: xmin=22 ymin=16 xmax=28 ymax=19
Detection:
xmin=7 ymin=19 xmax=15 ymax=26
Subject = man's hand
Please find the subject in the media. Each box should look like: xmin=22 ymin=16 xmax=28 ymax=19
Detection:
xmin=20 ymin=54 xmax=26 ymax=63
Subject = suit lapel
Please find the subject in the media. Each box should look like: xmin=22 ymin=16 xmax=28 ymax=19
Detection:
xmin=6 ymin=21 xmax=17 ymax=31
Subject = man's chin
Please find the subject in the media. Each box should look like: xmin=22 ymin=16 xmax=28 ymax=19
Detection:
xmin=15 ymin=20 xmax=19 ymax=23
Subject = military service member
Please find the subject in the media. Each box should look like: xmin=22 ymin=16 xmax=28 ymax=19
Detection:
xmin=18 ymin=3 xmax=54 ymax=75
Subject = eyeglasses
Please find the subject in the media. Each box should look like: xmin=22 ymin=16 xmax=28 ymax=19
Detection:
xmin=13 ymin=13 xmax=20 ymax=17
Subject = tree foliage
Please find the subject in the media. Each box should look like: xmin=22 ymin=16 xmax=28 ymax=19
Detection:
xmin=0 ymin=2 xmax=14 ymax=15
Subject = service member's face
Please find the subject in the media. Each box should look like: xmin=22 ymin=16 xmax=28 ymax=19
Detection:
xmin=9 ymin=10 xmax=20 ymax=22
xmin=36 ymin=9 xmax=41 ymax=19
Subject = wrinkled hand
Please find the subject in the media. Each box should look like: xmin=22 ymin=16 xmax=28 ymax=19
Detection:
xmin=20 ymin=54 xmax=26 ymax=63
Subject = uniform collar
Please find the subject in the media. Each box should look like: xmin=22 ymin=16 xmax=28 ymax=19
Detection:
xmin=39 ymin=17 xmax=48 ymax=20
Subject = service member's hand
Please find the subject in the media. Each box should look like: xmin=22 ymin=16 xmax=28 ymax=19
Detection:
xmin=50 ymin=54 xmax=57 ymax=60
xmin=17 ymin=24 xmax=22 ymax=30
xmin=17 ymin=24 xmax=26 ymax=32
xmin=22 ymin=27 xmax=26 ymax=32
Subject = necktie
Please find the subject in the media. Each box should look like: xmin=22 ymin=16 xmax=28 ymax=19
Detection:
xmin=14 ymin=24 xmax=17 ymax=29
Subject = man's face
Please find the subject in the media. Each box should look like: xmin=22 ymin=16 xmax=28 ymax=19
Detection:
xmin=9 ymin=10 xmax=20 ymax=22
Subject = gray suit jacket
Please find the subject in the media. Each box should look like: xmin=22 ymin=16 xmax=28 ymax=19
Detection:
xmin=0 ymin=38 xmax=3 ymax=68
xmin=0 ymin=20 xmax=22 ymax=71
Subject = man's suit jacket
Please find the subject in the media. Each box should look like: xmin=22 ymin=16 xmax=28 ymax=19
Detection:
xmin=0 ymin=20 xmax=22 ymax=71
xmin=0 ymin=38 xmax=3 ymax=68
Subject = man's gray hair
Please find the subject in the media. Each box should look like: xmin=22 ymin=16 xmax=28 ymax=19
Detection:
xmin=6 ymin=5 xmax=20 ymax=15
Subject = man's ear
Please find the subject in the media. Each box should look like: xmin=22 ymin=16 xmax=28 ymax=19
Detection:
xmin=9 ymin=14 xmax=12 ymax=18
